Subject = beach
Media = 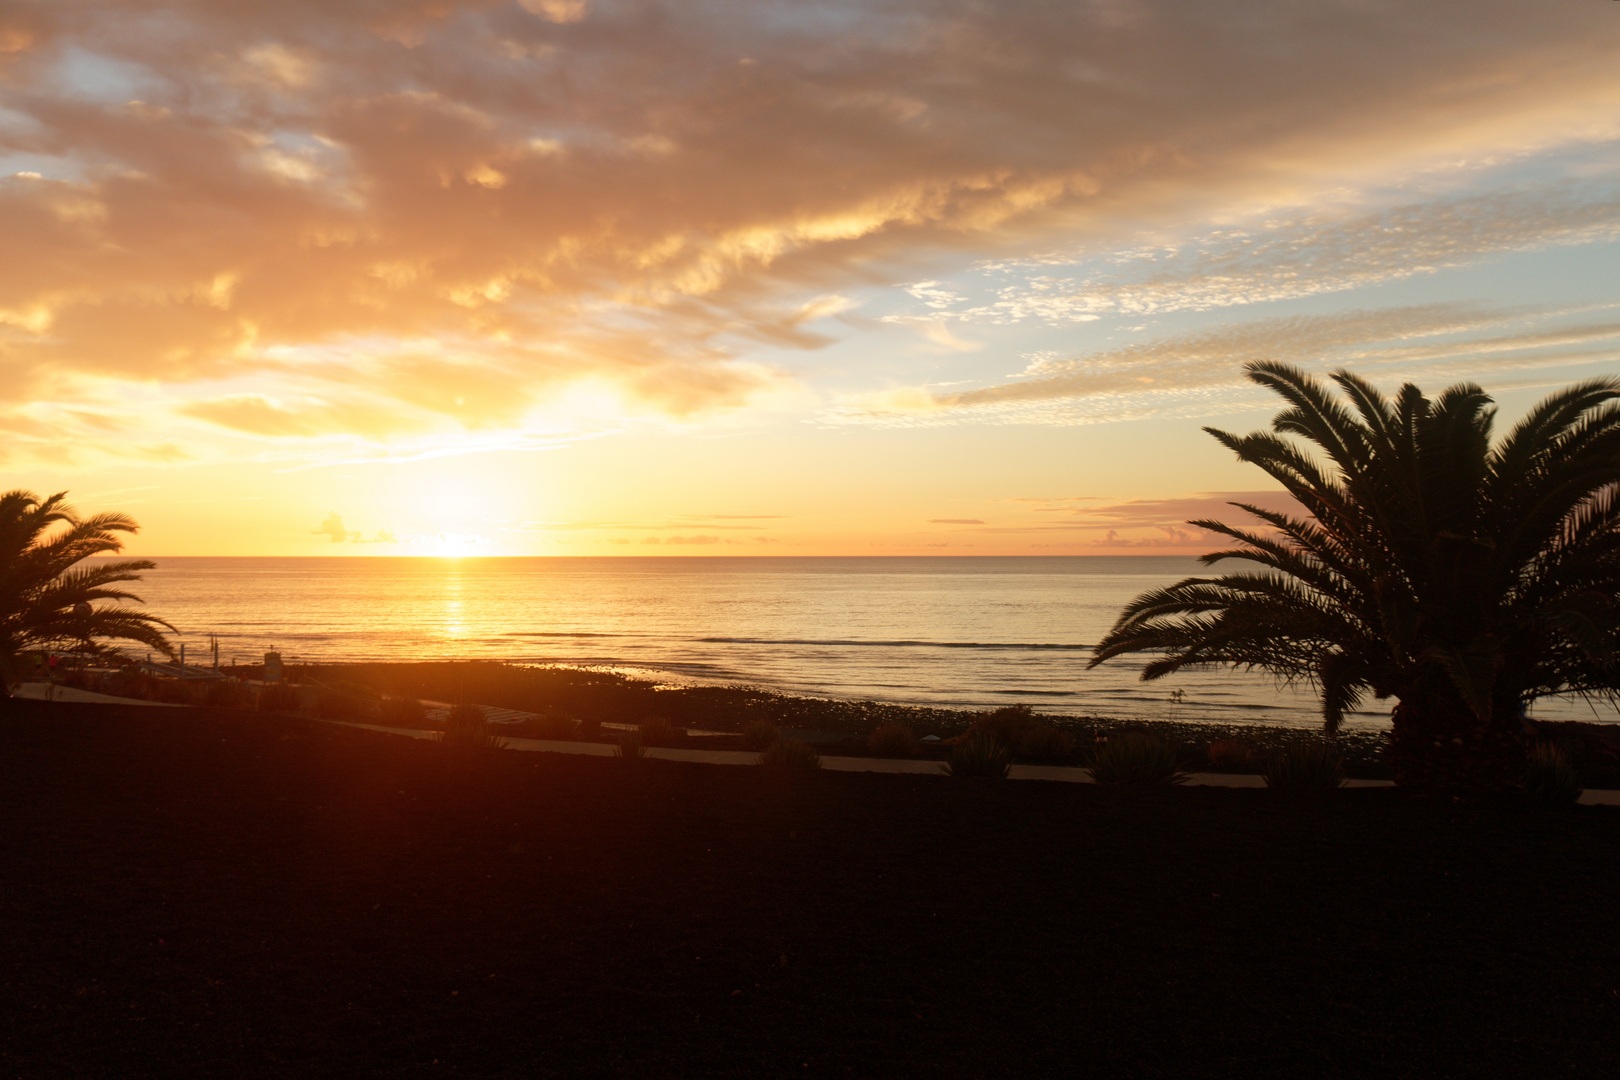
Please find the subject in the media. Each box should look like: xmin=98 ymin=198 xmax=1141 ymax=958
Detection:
xmin=4 ymin=699 xmax=1616 ymax=1078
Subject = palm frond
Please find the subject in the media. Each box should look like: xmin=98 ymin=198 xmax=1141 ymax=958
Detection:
xmin=0 ymin=490 xmax=174 ymax=671
xmin=1092 ymin=367 xmax=1620 ymax=742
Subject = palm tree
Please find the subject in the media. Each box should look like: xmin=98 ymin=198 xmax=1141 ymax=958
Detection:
xmin=0 ymin=490 xmax=175 ymax=692
xmin=1089 ymin=363 xmax=1620 ymax=792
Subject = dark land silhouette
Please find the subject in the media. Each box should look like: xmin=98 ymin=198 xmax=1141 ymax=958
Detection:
xmin=3 ymin=699 xmax=1617 ymax=1078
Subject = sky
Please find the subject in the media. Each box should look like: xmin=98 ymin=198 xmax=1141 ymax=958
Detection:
xmin=2 ymin=0 xmax=1619 ymax=556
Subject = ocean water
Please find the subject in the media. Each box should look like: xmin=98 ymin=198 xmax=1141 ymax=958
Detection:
xmin=101 ymin=556 xmax=1614 ymax=731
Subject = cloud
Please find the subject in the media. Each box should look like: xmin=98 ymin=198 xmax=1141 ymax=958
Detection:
xmin=178 ymin=394 xmax=422 ymax=439
xmin=510 ymin=516 xmax=773 ymax=532
xmin=1 ymin=0 xmax=1617 ymax=457
xmin=313 ymin=510 xmax=352 ymax=542
xmin=1006 ymin=490 xmax=1296 ymax=528
xmin=900 ymin=185 xmax=1620 ymax=324
xmin=838 ymin=304 xmax=1620 ymax=425
xmin=978 ymin=490 xmax=1301 ymax=547
xmin=679 ymin=514 xmax=788 ymax=521
xmin=928 ymin=518 xmax=984 ymax=525
xmin=663 ymin=535 xmax=722 ymax=545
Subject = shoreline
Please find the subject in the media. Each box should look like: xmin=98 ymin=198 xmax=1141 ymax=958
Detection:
xmin=30 ymin=659 xmax=1620 ymax=787
xmin=265 ymin=659 xmax=1404 ymax=775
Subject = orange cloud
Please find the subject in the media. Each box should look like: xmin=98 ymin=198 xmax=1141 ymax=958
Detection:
xmin=1 ymin=0 xmax=1617 ymax=458
xmin=990 ymin=491 xmax=1303 ymax=548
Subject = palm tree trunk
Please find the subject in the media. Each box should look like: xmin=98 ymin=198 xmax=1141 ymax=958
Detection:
xmin=1388 ymin=692 xmax=1527 ymax=793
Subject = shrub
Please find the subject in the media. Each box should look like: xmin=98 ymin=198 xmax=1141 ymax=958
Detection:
xmin=867 ymin=722 xmax=919 ymax=757
xmin=379 ymin=695 xmax=427 ymax=726
xmin=1524 ymin=742 xmax=1581 ymax=805
xmin=205 ymin=678 xmax=253 ymax=709
xmin=1017 ymin=726 xmax=1075 ymax=762
xmin=531 ymin=714 xmax=582 ymax=740
xmin=576 ymin=716 xmax=602 ymax=741
xmin=638 ymin=716 xmax=681 ymax=747
xmin=615 ymin=730 xmax=648 ymax=759
xmin=155 ymin=678 xmax=195 ymax=705
xmin=1262 ymin=741 xmax=1345 ymax=790
xmin=759 ymin=737 xmax=821 ymax=769
xmin=257 ymin=681 xmax=299 ymax=713
xmin=946 ymin=733 xmax=1011 ymax=778
xmin=104 ymin=669 xmax=156 ymax=701
xmin=1088 ymin=731 xmax=1187 ymax=785
xmin=316 ymin=689 xmax=368 ymax=720
xmin=438 ymin=703 xmax=506 ymax=750
xmin=1207 ymin=739 xmax=1255 ymax=770
xmin=965 ymin=704 xmax=1040 ymax=749
xmin=743 ymin=719 xmax=783 ymax=751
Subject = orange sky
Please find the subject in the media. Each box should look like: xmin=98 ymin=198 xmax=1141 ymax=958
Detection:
xmin=3 ymin=0 xmax=1619 ymax=554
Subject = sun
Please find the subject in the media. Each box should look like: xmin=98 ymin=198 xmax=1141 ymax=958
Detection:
xmin=430 ymin=532 xmax=493 ymax=557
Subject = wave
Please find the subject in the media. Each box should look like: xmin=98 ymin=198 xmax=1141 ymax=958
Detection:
xmin=695 ymin=637 xmax=1090 ymax=650
xmin=500 ymin=632 xmax=625 ymax=639
xmin=988 ymin=689 xmax=1076 ymax=697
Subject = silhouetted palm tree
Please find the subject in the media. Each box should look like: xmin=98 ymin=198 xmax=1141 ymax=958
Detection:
xmin=0 ymin=490 xmax=175 ymax=691
xmin=1090 ymin=363 xmax=1620 ymax=792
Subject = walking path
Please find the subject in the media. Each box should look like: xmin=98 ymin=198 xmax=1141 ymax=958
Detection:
xmin=13 ymin=696 xmax=1609 ymax=804
xmin=330 ymin=722 xmax=1620 ymax=804
xmin=11 ymin=682 xmax=181 ymax=706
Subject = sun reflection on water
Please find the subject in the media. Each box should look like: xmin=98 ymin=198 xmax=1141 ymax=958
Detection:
xmin=441 ymin=565 xmax=467 ymax=638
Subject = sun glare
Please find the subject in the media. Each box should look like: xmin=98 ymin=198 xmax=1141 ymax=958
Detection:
xmin=429 ymin=532 xmax=493 ymax=557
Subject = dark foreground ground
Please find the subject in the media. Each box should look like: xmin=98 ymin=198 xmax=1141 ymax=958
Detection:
xmin=2 ymin=701 xmax=1616 ymax=1079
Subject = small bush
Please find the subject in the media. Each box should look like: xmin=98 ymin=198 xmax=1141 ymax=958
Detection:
xmin=759 ymin=738 xmax=821 ymax=769
xmin=615 ymin=730 xmax=648 ymax=759
xmin=439 ymin=703 xmax=506 ymax=750
xmin=946 ymin=733 xmax=1011 ymax=778
xmin=104 ymin=669 xmax=156 ymax=701
xmin=867 ymin=722 xmax=919 ymax=757
xmin=316 ymin=689 xmax=368 ymax=720
xmin=531 ymin=714 xmax=582 ymax=740
xmin=1524 ymin=742 xmax=1581 ymax=804
xmin=1262 ymin=741 xmax=1345 ymax=790
xmin=743 ymin=719 xmax=782 ymax=751
xmin=155 ymin=678 xmax=195 ymax=705
xmin=576 ymin=716 xmax=602 ymax=741
xmin=205 ymin=678 xmax=253 ymax=709
xmin=1207 ymin=739 xmax=1254 ymax=770
xmin=379 ymin=695 xmax=427 ymax=726
xmin=257 ymin=681 xmax=299 ymax=713
xmin=1088 ymin=731 xmax=1187 ymax=785
xmin=965 ymin=704 xmax=1040 ymax=749
xmin=638 ymin=716 xmax=681 ymax=747
xmin=1017 ymin=726 xmax=1075 ymax=762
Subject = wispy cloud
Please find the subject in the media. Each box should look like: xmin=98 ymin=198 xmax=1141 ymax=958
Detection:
xmin=836 ymin=304 xmax=1620 ymax=425
xmin=898 ymin=185 xmax=1620 ymax=324
xmin=974 ymin=490 xmax=1302 ymax=548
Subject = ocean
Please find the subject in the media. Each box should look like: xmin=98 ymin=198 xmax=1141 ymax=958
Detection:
xmin=103 ymin=556 xmax=1615 ymax=731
